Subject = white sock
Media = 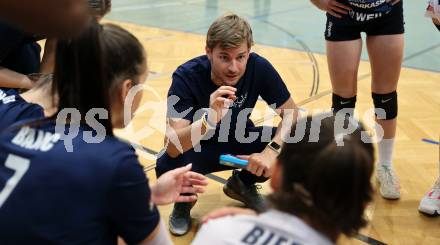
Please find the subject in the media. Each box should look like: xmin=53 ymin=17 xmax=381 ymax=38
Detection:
xmin=377 ymin=138 xmax=395 ymax=167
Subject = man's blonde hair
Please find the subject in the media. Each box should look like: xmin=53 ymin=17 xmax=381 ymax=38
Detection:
xmin=206 ymin=13 xmax=254 ymax=50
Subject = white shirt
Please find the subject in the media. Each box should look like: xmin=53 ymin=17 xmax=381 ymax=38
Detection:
xmin=192 ymin=209 xmax=333 ymax=245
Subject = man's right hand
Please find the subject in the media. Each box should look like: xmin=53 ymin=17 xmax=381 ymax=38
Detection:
xmin=207 ymin=86 xmax=237 ymax=125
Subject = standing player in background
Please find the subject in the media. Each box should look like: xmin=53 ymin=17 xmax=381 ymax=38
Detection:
xmin=418 ymin=1 xmax=440 ymax=216
xmin=192 ymin=114 xmax=375 ymax=245
xmin=426 ymin=0 xmax=440 ymax=31
xmin=310 ymin=0 xmax=404 ymax=199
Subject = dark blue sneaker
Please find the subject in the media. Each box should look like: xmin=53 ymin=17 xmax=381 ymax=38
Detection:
xmin=223 ymin=170 xmax=267 ymax=212
xmin=169 ymin=202 xmax=193 ymax=236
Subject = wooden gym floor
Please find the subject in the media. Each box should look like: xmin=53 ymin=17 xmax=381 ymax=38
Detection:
xmin=100 ymin=2 xmax=440 ymax=244
xmin=106 ymin=19 xmax=440 ymax=245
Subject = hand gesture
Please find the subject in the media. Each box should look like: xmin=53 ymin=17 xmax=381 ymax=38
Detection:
xmin=207 ymin=86 xmax=237 ymax=125
xmin=151 ymin=164 xmax=208 ymax=205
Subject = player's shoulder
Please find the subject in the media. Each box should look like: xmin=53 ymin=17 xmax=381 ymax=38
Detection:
xmin=40 ymin=123 xmax=137 ymax=164
xmin=0 ymin=88 xmax=18 ymax=95
xmin=0 ymin=88 xmax=18 ymax=103
xmin=47 ymin=131 xmax=139 ymax=176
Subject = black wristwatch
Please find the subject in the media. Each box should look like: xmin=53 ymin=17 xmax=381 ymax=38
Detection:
xmin=267 ymin=140 xmax=281 ymax=154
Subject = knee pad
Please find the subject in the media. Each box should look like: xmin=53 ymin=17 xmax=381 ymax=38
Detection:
xmin=332 ymin=94 xmax=357 ymax=115
xmin=372 ymin=91 xmax=398 ymax=120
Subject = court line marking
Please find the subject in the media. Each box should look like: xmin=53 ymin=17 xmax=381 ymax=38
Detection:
xmin=355 ymin=234 xmax=387 ymax=245
xmin=253 ymin=5 xmax=312 ymax=19
xmin=108 ymin=1 xmax=440 ymax=73
xmin=422 ymin=138 xmax=440 ymax=145
xmin=112 ymin=0 xmax=205 ymax=12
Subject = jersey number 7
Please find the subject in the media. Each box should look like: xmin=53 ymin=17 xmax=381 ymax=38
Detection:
xmin=0 ymin=154 xmax=30 ymax=208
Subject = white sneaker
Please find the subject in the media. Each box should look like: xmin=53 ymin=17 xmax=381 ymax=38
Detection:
xmin=376 ymin=165 xmax=401 ymax=199
xmin=418 ymin=179 xmax=440 ymax=216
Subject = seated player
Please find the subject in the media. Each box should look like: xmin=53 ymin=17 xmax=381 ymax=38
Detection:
xmin=156 ymin=13 xmax=299 ymax=235
xmin=192 ymin=114 xmax=375 ymax=244
xmin=0 ymin=20 xmax=207 ymax=245
xmin=418 ymin=0 xmax=440 ymax=218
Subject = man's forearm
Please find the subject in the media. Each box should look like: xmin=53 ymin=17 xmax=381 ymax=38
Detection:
xmin=166 ymin=118 xmax=211 ymax=158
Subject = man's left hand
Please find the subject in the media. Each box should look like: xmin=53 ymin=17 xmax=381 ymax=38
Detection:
xmin=237 ymin=150 xmax=277 ymax=178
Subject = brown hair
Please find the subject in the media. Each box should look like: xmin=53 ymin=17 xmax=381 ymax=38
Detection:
xmin=206 ymin=13 xmax=254 ymax=50
xmin=268 ymin=114 xmax=374 ymax=238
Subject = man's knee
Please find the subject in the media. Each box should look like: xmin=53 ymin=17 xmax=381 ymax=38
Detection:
xmin=155 ymin=152 xmax=185 ymax=177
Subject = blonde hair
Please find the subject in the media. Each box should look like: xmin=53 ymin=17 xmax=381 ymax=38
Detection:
xmin=206 ymin=13 xmax=254 ymax=50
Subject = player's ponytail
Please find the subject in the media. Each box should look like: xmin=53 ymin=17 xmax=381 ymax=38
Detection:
xmin=52 ymin=20 xmax=146 ymax=135
xmin=53 ymin=19 xmax=112 ymax=134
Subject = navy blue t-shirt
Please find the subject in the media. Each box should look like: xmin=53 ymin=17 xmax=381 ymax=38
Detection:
xmin=167 ymin=53 xmax=291 ymax=132
xmin=0 ymin=88 xmax=44 ymax=130
xmin=0 ymin=122 xmax=160 ymax=245
xmin=0 ymin=22 xmax=41 ymax=75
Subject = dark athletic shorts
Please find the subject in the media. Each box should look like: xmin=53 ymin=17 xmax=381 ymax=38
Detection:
xmin=325 ymin=1 xmax=405 ymax=41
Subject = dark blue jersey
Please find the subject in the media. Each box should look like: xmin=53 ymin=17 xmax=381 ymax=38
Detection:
xmin=0 ymin=121 xmax=160 ymax=245
xmin=0 ymin=88 xmax=44 ymax=130
xmin=0 ymin=21 xmax=41 ymax=75
xmin=167 ymin=52 xmax=291 ymax=138
xmin=344 ymin=0 xmax=394 ymax=13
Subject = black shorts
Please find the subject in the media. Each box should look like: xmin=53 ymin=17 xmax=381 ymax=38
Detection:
xmin=325 ymin=1 xmax=405 ymax=41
